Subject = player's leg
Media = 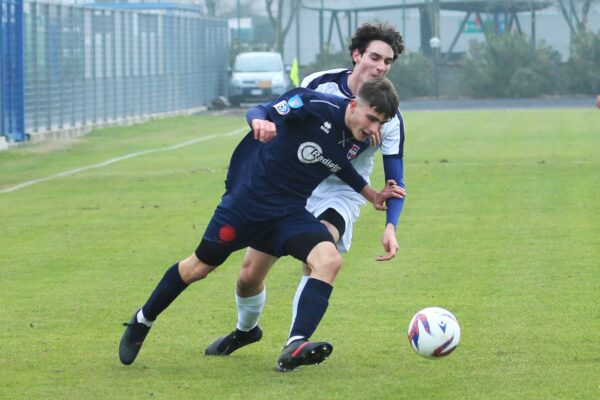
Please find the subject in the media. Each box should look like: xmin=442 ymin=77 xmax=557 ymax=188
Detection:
xmin=291 ymin=208 xmax=345 ymax=343
xmin=205 ymin=247 xmax=277 ymax=356
xmin=119 ymin=251 xmax=218 ymax=365
xmin=277 ymin=235 xmax=340 ymax=371
xmin=119 ymin=206 xmax=244 ymax=365
xmin=299 ymin=216 xmax=341 ymax=274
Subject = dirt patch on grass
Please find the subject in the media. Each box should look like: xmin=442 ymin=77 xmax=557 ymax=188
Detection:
xmin=22 ymin=137 xmax=85 ymax=154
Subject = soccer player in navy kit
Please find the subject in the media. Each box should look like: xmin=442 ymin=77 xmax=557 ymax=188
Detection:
xmin=119 ymin=77 xmax=405 ymax=371
xmin=205 ymin=24 xmax=406 ymax=367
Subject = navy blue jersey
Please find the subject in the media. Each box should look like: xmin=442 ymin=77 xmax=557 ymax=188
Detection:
xmin=302 ymin=68 xmax=407 ymax=230
xmin=225 ymin=88 xmax=370 ymax=218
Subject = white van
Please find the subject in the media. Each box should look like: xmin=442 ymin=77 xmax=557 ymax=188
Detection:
xmin=228 ymin=52 xmax=291 ymax=106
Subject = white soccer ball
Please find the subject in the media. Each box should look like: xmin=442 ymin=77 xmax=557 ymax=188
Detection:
xmin=407 ymin=307 xmax=461 ymax=359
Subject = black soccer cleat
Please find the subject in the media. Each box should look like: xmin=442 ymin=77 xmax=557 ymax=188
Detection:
xmin=119 ymin=309 xmax=151 ymax=365
xmin=276 ymin=339 xmax=333 ymax=372
xmin=204 ymin=326 xmax=263 ymax=356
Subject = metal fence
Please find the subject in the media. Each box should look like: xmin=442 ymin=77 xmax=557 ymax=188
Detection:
xmin=1 ymin=0 xmax=229 ymax=141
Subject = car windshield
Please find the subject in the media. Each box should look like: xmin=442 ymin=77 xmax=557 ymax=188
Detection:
xmin=234 ymin=54 xmax=282 ymax=73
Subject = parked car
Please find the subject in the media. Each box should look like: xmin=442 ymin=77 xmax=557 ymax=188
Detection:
xmin=228 ymin=52 xmax=291 ymax=106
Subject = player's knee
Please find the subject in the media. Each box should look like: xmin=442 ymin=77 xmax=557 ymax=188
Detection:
xmin=179 ymin=254 xmax=213 ymax=283
xmin=310 ymin=246 xmax=342 ymax=277
xmin=237 ymin=265 xmax=264 ymax=293
xmin=323 ymin=251 xmax=343 ymax=275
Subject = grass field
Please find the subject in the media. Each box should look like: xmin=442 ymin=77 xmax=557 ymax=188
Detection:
xmin=1 ymin=109 xmax=599 ymax=399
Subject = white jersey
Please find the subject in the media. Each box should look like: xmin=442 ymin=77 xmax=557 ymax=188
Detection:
xmin=301 ymin=68 xmax=405 ymax=252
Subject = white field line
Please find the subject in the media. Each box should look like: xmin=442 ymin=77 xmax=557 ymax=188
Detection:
xmin=1 ymin=127 xmax=247 ymax=194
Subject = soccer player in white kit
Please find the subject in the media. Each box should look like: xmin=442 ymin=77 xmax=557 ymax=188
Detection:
xmin=205 ymin=24 xmax=406 ymax=366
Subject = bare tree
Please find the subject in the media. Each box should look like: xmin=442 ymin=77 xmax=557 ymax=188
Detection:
xmin=266 ymin=0 xmax=299 ymax=55
xmin=205 ymin=0 xmax=216 ymax=17
xmin=556 ymin=0 xmax=598 ymax=34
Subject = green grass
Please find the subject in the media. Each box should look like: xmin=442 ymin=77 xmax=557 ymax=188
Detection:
xmin=1 ymin=109 xmax=599 ymax=399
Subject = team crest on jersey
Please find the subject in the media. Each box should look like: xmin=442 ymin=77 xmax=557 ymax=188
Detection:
xmin=273 ymin=100 xmax=290 ymax=115
xmin=288 ymin=95 xmax=304 ymax=109
xmin=347 ymin=144 xmax=360 ymax=160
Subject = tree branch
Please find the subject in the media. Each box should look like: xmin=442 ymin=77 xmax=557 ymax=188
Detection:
xmin=581 ymin=0 xmax=594 ymax=29
xmin=282 ymin=0 xmax=298 ymax=38
xmin=266 ymin=0 xmax=276 ymax=26
xmin=568 ymin=0 xmax=582 ymax=28
xmin=557 ymin=0 xmax=576 ymax=35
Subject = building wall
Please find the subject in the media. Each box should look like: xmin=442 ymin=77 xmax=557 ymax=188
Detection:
xmin=283 ymin=2 xmax=600 ymax=66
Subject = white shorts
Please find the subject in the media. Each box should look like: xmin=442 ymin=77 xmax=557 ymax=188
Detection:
xmin=306 ymin=189 xmax=364 ymax=253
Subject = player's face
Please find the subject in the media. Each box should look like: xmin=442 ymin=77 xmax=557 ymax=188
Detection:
xmin=352 ymin=40 xmax=395 ymax=82
xmin=347 ymin=99 xmax=387 ymax=142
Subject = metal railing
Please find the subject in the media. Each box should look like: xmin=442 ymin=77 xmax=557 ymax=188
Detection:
xmin=1 ymin=0 xmax=229 ymax=141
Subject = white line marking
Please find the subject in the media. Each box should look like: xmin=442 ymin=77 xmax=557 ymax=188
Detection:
xmin=1 ymin=127 xmax=248 ymax=194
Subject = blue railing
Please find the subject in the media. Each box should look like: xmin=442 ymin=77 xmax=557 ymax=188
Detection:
xmin=1 ymin=0 xmax=26 ymax=141
xmin=1 ymin=0 xmax=229 ymax=142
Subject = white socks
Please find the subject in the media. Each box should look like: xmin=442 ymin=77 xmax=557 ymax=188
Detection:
xmin=236 ymin=288 xmax=266 ymax=331
xmin=289 ymin=275 xmax=310 ymax=336
xmin=136 ymin=309 xmax=154 ymax=328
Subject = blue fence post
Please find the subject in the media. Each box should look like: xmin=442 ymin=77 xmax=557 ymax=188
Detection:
xmin=1 ymin=0 xmax=4 ymax=136
xmin=1 ymin=0 xmax=25 ymax=141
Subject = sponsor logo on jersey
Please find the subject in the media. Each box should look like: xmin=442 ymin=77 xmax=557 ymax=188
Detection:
xmin=320 ymin=121 xmax=332 ymax=134
xmin=288 ymin=95 xmax=304 ymax=109
xmin=347 ymin=144 xmax=360 ymax=160
xmin=273 ymin=100 xmax=290 ymax=115
xmin=297 ymin=142 xmax=341 ymax=173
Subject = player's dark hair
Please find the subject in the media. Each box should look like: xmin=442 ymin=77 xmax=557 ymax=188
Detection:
xmin=357 ymin=77 xmax=399 ymax=121
xmin=348 ymin=23 xmax=404 ymax=65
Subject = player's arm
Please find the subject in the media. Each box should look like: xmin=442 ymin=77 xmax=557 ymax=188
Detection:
xmin=246 ymin=88 xmax=310 ymax=142
xmin=376 ymin=155 xmax=405 ymax=261
xmin=336 ymin=165 xmax=405 ymax=210
xmin=246 ymin=105 xmax=276 ymax=143
xmin=376 ymin=112 xmax=407 ymax=261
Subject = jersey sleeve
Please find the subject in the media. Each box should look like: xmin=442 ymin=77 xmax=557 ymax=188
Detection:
xmin=380 ymin=111 xmax=405 ymax=157
xmin=381 ymin=110 xmax=406 ymax=228
xmin=246 ymin=104 xmax=269 ymax=126
xmin=335 ymin=164 xmax=368 ymax=194
xmin=382 ymin=156 xmax=405 ymax=228
xmin=251 ymin=88 xmax=314 ymax=125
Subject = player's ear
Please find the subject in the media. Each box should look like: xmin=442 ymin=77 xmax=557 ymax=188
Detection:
xmin=351 ymin=48 xmax=361 ymax=63
xmin=349 ymin=99 xmax=358 ymax=112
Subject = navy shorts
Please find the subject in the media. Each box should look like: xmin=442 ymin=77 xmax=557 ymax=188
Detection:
xmin=195 ymin=199 xmax=330 ymax=267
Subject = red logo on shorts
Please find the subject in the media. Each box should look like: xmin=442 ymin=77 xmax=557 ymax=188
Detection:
xmin=218 ymin=225 xmax=237 ymax=243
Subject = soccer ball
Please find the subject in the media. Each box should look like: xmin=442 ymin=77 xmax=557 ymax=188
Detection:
xmin=407 ymin=307 xmax=460 ymax=359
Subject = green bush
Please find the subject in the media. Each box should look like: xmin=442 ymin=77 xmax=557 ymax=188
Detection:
xmin=301 ymin=49 xmax=434 ymax=99
xmin=566 ymin=30 xmax=600 ymax=94
xmin=460 ymin=33 xmax=561 ymax=98
xmin=388 ymin=52 xmax=434 ymax=99
xmin=300 ymin=49 xmax=352 ymax=82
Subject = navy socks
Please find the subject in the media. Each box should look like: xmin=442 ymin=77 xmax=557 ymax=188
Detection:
xmin=141 ymin=263 xmax=188 ymax=321
xmin=289 ymin=278 xmax=333 ymax=342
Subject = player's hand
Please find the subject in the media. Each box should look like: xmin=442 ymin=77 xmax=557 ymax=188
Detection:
xmin=370 ymin=129 xmax=382 ymax=147
xmin=372 ymin=180 xmax=406 ymax=211
xmin=376 ymin=223 xmax=399 ymax=261
xmin=251 ymin=119 xmax=277 ymax=143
